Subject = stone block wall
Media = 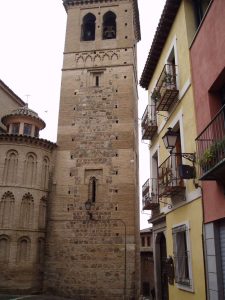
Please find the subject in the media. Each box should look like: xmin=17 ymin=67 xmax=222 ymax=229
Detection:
xmin=44 ymin=1 xmax=140 ymax=298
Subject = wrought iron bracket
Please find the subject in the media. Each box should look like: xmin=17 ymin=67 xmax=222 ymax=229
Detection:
xmin=171 ymin=152 xmax=196 ymax=163
xmin=156 ymin=112 xmax=168 ymax=121
xmin=159 ymin=199 xmax=172 ymax=209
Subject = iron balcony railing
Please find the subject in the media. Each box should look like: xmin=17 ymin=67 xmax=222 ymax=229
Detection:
xmin=196 ymin=105 xmax=225 ymax=181
xmin=142 ymin=178 xmax=159 ymax=210
xmin=141 ymin=105 xmax=157 ymax=140
xmin=152 ymin=64 xmax=179 ymax=111
xmin=158 ymin=154 xmax=185 ymax=198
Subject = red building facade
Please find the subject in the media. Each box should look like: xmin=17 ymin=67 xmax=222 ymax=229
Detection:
xmin=190 ymin=0 xmax=225 ymax=298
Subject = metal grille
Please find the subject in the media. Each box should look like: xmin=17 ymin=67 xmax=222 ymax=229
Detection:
xmin=196 ymin=105 xmax=225 ymax=180
xmin=152 ymin=64 xmax=179 ymax=111
xmin=141 ymin=105 xmax=157 ymax=140
xmin=142 ymin=178 xmax=159 ymax=210
xmin=158 ymin=154 xmax=185 ymax=198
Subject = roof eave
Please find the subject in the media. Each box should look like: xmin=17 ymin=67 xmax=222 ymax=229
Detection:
xmin=139 ymin=0 xmax=181 ymax=90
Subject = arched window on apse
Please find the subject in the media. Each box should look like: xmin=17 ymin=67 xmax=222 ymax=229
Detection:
xmin=24 ymin=153 xmax=37 ymax=186
xmin=41 ymin=157 xmax=50 ymax=190
xmin=103 ymin=11 xmax=116 ymax=39
xmin=0 ymin=191 xmax=15 ymax=228
xmin=81 ymin=13 xmax=96 ymax=41
xmin=88 ymin=177 xmax=97 ymax=203
xmin=0 ymin=235 xmax=10 ymax=262
xmin=3 ymin=150 xmax=18 ymax=185
xmin=38 ymin=197 xmax=47 ymax=230
xmin=19 ymin=193 xmax=34 ymax=229
xmin=17 ymin=237 xmax=30 ymax=262
xmin=37 ymin=237 xmax=45 ymax=265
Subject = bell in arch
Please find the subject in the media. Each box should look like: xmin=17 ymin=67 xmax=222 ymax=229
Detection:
xmin=104 ymin=26 xmax=116 ymax=39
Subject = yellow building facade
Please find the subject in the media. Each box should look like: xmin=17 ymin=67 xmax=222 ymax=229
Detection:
xmin=140 ymin=1 xmax=207 ymax=299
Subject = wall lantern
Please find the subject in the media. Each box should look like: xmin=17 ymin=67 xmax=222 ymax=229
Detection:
xmin=162 ymin=127 xmax=179 ymax=153
xmin=162 ymin=127 xmax=195 ymax=163
xmin=162 ymin=127 xmax=196 ymax=180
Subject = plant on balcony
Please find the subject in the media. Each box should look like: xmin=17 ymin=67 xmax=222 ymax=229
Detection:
xmin=198 ymin=138 xmax=225 ymax=172
xmin=214 ymin=138 xmax=225 ymax=157
xmin=151 ymin=89 xmax=161 ymax=102
xmin=199 ymin=148 xmax=214 ymax=171
xmin=163 ymin=72 xmax=176 ymax=88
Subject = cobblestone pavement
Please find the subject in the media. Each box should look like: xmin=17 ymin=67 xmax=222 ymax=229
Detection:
xmin=0 ymin=295 xmax=152 ymax=300
xmin=0 ymin=295 xmax=72 ymax=300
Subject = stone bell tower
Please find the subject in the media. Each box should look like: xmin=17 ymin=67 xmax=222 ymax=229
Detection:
xmin=45 ymin=0 xmax=141 ymax=299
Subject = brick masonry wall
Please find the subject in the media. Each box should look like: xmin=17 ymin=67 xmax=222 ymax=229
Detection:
xmin=0 ymin=140 xmax=55 ymax=293
xmin=44 ymin=1 xmax=140 ymax=299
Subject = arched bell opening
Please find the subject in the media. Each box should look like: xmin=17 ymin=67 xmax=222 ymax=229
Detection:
xmin=81 ymin=13 xmax=96 ymax=41
xmin=103 ymin=11 xmax=117 ymax=40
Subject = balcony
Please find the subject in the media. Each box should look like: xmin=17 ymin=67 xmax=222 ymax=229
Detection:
xmin=152 ymin=64 xmax=179 ymax=111
xmin=142 ymin=178 xmax=159 ymax=210
xmin=141 ymin=105 xmax=157 ymax=140
xmin=158 ymin=154 xmax=185 ymax=198
xmin=196 ymin=105 xmax=225 ymax=183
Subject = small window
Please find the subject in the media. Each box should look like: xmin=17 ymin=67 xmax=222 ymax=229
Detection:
xmin=172 ymin=224 xmax=191 ymax=286
xmin=192 ymin=0 xmax=211 ymax=28
xmin=141 ymin=236 xmax=145 ymax=247
xmin=88 ymin=177 xmax=97 ymax=203
xmin=166 ymin=47 xmax=177 ymax=90
xmin=95 ymin=75 xmax=99 ymax=87
xmin=34 ymin=127 xmax=39 ymax=137
xmin=103 ymin=11 xmax=116 ymax=39
xmin=147 ymin=236 xmax=151 ymax=247
xmin=91 ymin=72 xmax=102 ymax=87
xmin=81 ymin=13 xmax=96 ymax=41
xmin=23 ymin=123 xmax=32 ymax=136
xmin=12 ymin=123 xmax=20 ymax=135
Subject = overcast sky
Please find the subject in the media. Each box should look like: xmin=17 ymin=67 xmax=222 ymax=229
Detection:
xmin=0 ymin=0 xmax=166 ymax=229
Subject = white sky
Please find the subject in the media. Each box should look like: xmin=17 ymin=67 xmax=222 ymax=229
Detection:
xmin=0 ymin=0 xmax=166 ymax=229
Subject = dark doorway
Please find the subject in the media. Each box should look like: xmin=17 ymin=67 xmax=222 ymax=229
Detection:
xmin=143 ymin=281 xmax=150 ymax=297
xmin=156 ymin=232 xmax=169 ymax=300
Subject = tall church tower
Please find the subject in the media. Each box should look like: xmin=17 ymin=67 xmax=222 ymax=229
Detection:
xmin=45 ymin=0 xmax=141 ymax=298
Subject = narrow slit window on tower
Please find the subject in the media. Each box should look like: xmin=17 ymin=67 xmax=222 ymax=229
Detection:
xmin=103 ymin=11 xmax=116 ymax=40
xmin=88 ymin=177 xmax=97 ymax=203
xmin=90 ymin=71 xmax=103 ymax=87
xmin=96 ymin=75 xmax=99 ymax=87
xmin=81 ymin=13 xmax=96 ymax=41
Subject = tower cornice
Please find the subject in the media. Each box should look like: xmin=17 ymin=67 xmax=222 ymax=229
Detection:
xmin=62 ymin=0 xmax=141 ymax=41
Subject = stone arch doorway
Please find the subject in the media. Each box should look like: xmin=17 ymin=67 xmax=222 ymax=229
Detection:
xmin=155 ymin=231 xmax=169 ymax=300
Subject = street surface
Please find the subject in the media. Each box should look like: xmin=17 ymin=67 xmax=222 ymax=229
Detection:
xmin=0 ymin=296 xmax=71 ymax=300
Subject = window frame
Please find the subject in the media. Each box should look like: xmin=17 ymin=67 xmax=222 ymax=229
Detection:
xmin=172 ymin=222 xmax=193 ymax=291
xmin=102 ymin=11 xmax=117 ymax=40
xmin=11 ymin=123 xmax=20 ymax=135
xmin=192 ymin=0 xmax=212 ymax=28
xmin=23 ymin=123 xmax=32 ymax=136
xmin=81 ymin=13 xmax=96 ymax=42
xmin=34 ymin=126 xmax=39 ymax=137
